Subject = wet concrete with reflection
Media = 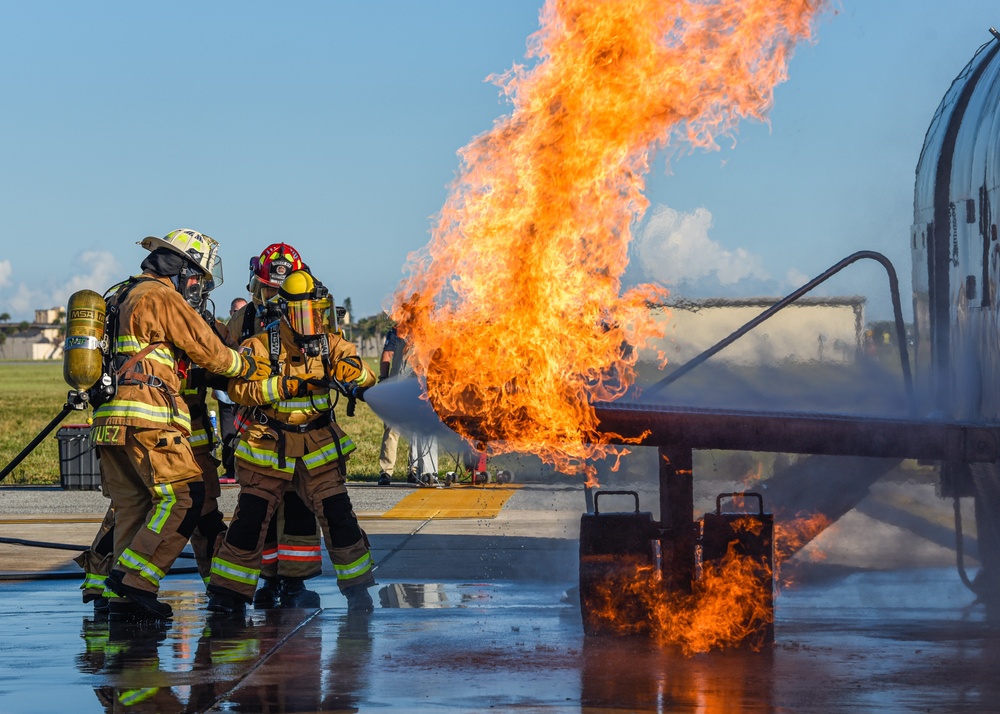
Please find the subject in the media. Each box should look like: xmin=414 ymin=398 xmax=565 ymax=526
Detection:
xmin=3 ymin=568 xmax=1000 ymax=712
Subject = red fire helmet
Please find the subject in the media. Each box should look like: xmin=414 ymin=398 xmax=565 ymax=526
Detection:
xmin=247 ymin=243 xmax=305 ymax=298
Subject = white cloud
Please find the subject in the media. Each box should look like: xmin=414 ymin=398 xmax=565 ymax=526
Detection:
xmin=57 ymin=251 xmax=125 ymax=305
xmin=786 ymin=267 xmax=810 ymax=288
xmin=0 ymin=251 xmax=124 ymax=321
xmin=636 ymin=205 xmax=769 ymax=288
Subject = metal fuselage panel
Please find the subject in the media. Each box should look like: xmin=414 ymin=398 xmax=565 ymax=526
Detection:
xmin=913 ymin=38 xmax=1000 ymax=420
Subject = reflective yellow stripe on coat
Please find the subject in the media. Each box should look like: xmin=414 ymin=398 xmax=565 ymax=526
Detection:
xmin=235 ymin=432 xmax=356 ymax=474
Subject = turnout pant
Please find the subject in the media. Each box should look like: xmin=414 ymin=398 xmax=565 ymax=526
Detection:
xmin=217 ymin=400 xmax=239 ymax=477
xmin=259 ymin=489 xmax=323 ymax=582
xmin=79 ymin=444 xmax=225 ymax=595
xmin=99 ymin=426 xmax=204 ymax=595
xmin=188 ymin=448 xmax=227 ymax=584
xmin=209 ymin=458 xmax=374 ymax=603
xmin=76 ymin=507 xmax=115 ymax=603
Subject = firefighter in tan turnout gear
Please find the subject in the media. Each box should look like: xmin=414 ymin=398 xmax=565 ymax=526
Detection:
xmin=223 ymin=243 xmax=325 ymax=609
xmin=92 ymin=229 xmax=260 ymax=621
xmin=76 ymin=294 xmax=232 ymax=609
xmin=207 ymin=269 xmax=377 ymax=614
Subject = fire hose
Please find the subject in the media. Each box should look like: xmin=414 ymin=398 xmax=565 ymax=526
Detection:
xmin=0 ymin=535 xmax=198 ymax=582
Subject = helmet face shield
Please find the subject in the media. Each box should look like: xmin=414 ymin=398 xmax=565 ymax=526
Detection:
xmin=206 ymin=254 xmax=224 ymax=291
xmin=284 ymin=296 xmax=332 ymax=337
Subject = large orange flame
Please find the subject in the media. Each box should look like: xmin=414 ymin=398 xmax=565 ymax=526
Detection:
xmin=392 ymin=0 xmax=826 ymax=476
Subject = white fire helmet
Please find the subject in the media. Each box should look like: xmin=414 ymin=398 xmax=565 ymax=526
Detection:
xmin=139 ymin=229 xmax=224 ymax=290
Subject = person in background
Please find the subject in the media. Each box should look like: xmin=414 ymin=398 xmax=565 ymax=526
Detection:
xmin=214 ymin=297 xmax=248 ymax=482
xmin=376 ymin=325 xmax=439 ymax=486
xmin=207 ymin=269 xmax=378 ymax=615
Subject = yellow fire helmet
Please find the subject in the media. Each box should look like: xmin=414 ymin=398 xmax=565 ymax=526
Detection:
xmin=276 ymin=270 xmax=335 ymax=337
xmin=139 ymin=229 xmax=224 ymax=291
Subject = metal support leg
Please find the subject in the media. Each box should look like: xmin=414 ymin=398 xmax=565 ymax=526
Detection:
xmin=658 ymin=444 xmax=695 ymax=594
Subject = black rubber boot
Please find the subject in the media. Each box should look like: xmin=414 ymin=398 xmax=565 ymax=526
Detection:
xmin=280 ymin=578 xmax=321 ymax=609
xmin=108 ymin=599 xmax=139 ymax=622
xmin=343 ymin=583 xmax=374 ymax=612
xmin=108 ymin=599 xmax=162 ymax=622
xmin=252 ymin=577 xmax=283 ymax=609
xmin=207 ymin=590 xmax=247 ymax=616
xmin=105 ymin=570 xmax=173 ymax=620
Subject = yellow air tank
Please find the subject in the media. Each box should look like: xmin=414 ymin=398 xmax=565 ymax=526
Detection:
xmin=63 ymin=290 xmax=107 ymax=391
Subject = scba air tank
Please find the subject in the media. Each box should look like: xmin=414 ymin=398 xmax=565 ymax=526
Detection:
xmin=63 ymin=290 xmax=107 ymax=391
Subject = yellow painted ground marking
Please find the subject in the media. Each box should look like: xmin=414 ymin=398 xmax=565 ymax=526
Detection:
xmin=382 ymin=485 xmax=521 ymax=520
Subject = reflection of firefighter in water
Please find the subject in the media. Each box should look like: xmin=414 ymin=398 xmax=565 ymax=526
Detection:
xmin=91 ymin=618 xmax=183 ymax=713
xmin=184 ymin=615 xmax=262 ymax=712
xmin=225 ymin=243 xmax=325 ymax=609
xmin=207 ymin=270 xmax=378 ymax=615
xmin=81 ymin=614 xmax=262 ymax=713
xmin=321 ymin=612 xmax=374 ymax=712
xmin=218 ymin=612 xmax=373 ymax=712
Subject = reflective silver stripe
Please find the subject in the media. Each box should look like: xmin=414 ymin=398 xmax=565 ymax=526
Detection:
xmin=65 ymin=335 xmax=101 ymax=351
xmin=334 ymin=552 xmax=372 ymax=580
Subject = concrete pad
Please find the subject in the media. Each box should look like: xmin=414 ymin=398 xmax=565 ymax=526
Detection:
xmin=1 ymin=481 xmax=999 ymax=711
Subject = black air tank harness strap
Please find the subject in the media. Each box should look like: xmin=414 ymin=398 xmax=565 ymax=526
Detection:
xmin=265 ymin=323 xmax=289 ymax=469
xmin=263 ymin=327 xmax=343 ymax=472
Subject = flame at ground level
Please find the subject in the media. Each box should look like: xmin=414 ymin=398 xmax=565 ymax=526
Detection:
xmin=583 ymin=512 xmax=828 ymax=655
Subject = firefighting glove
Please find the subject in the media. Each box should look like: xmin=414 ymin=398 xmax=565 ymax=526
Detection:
xmin=334 ymin=356 xmax=365 ymax=384
xmin=237 ymin=355 xmax=262 ymax=380
xmin=281 ymin=376 xmax=325 ymax=399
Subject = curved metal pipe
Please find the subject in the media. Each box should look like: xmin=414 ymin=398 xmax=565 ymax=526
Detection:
xmin=643 ymin=250 xmax=914 ymax=412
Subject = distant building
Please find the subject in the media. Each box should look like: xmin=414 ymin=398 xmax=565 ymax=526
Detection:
xmin=0 ymin=307 xmax=66 ymax=360
xmin=642 ymin=296 xmax=865 ymax=366
xmin=35 ymin=306 xmax=64 ymax=325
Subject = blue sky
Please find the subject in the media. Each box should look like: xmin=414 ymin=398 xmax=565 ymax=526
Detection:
xmin=0 ymin=1 xmax=997 ymax=323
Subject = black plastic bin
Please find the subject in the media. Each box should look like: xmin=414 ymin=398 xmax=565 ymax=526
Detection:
xmin=56 ymin=424 xmax=101 ymax=490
